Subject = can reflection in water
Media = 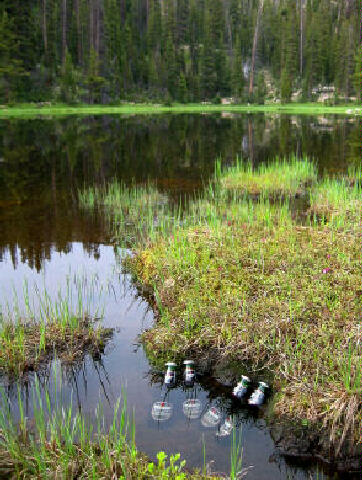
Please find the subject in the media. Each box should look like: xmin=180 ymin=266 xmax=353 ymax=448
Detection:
xmin=183 ymin=399 xmax=202 ymax=419
xmin=201 ymin=406 xmax=222 ymax=427
xmin=151 ymin=401 xmax=173 ymax=421
xmin=216 ymin=416 xmax=233 ymax=437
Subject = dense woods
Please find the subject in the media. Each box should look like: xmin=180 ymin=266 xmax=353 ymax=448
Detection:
xmin=0 ymin=0 xmax=360 ymax=104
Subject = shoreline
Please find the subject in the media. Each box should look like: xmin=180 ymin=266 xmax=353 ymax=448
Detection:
xmin=0 ymin=102 xmax=361 ymax=118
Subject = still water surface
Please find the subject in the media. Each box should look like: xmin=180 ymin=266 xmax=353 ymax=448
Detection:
xmin=0 ymin=113 xmax=360 ymax=479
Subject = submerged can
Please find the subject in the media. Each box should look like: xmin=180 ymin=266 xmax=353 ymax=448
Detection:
xmin=164 ymin=362 xmax=177 ymax=386
xmin=183 ymin=399 xmax=202 ymax=419
xmin=201 ymin=407 xmax=222 ymax=428
xmin=183 ymin=360 xmax=195 ymax=386
xmin=151 ymin=401 xmax=173 ymax=421
xmin=232 ymin=375 xmax=251 ymax=399
xmin=216 ymin=416 xmax=233 ymax=437
xmin=248 ymin=381 xmax=269 ymax=405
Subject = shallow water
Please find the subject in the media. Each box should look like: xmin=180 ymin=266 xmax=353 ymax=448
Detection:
xmin=0 ymin=113 xmax=360 ymax=479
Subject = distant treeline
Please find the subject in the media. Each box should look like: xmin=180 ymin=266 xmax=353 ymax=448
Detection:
xmin=0 ymin=0 xmax=360 ymax=104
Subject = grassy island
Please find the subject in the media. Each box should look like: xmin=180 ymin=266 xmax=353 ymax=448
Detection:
xmin=79 ymin=158 xmax=362 ymax=465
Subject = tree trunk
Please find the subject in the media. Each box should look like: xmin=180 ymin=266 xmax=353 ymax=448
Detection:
xmin=95 ymin=0 xmax=100 ymax=58
xmin=42 ymin=0 xmax=48 ymax=57
xmin=75 ymin=0 xmax=82 ymax=65
xmin=249 ymin=0 xmax=264 ymax=97
xmin=300 ymin=0 xmax=303 ymax=76
xmin=90 ymin=0 xmax=94 ymax=53
xmin=62 ymin=0 xmax=67 ymax=65
xmin=120 ymin=0 xmax=126 ymax=24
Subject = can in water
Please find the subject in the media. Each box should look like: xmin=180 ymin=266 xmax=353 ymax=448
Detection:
xmin=183 ymin=360 xmax=195 ymax=386
xmin=232 ymin=375 xmax=251 ymax=399
xmin=201 ymin=406 xmax=222 ymax=427
xmin=151 ymin=401 xmax=173 ymax=421
xmin=248 ymin=381 xmax=269 ymax=405
xmin=216 ymin=416 xmax=233 ymax=437
xmin=164 ymin=362 xmax=177 ymax=386
xmin=183 ymin=399 xmax=202 ymax=419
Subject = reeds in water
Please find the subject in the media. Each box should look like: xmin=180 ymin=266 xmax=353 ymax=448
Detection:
xmin=0 ymin=275 xmax=112 ymax=377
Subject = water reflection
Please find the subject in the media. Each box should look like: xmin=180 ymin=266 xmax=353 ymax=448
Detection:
xmin=0 ymin=114 xmax=361 ymax=270
xmin=0 ymin=113 xmax=361 ymax=478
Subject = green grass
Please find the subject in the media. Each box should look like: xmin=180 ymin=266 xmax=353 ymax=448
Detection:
xmin=309 ymin=176 xmax=362 ymax=226
xmin=0 ymin=276 xmax=112 ymax=377
xmin=217 ymin=156 xmax=317 ymax=196
xmin=0 ymin=102 xmax=361 ymax=118
xmin=0 ymin=378 xmax=216 ymax=479
xmin=79 ymin=181 xmax=175 ymax=247
xmin=79 ymin=158 xmax=362 ymax=460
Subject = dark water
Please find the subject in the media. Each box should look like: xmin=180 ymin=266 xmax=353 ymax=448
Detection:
xmin=0 ymin=113 xmax=360 ymax=479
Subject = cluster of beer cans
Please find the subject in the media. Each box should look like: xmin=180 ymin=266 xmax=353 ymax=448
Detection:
xmin=151 ymin=362 xmax=269 ymax=435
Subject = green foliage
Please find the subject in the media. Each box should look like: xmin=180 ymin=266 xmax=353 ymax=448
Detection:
xmin=280 ymin=69 xmax=292 ymax=103
xmin=60 ymin=50 xmax=81 ymax=104
xmin=0 ymin=380 xmax=210 ymax=479
xmin=85 ymin=49 xmax=106 ymax=104
xmin=231 ymin=43 xmax=244 ymax=99
xmin=0 ymin=11 xmax=27 ymax=102
xmin=0 ymin=0 xmax=359 ymax=103
xmin=255 ymin=71 xmax=266 ymax=104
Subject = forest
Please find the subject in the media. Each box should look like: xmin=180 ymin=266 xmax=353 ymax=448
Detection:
xmin=0 ymin=0 xmax=360 ymax=104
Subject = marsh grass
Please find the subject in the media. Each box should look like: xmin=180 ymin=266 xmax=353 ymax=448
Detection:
xmin=308 ymin=177 xmax=362 ymax=226
xmin=79 ymin=157 xmax=361 ymax=459
xmin=0 ymin=277 xmax=112 ymax=377
xmin=0 ymin=379 xmax=213 ymax=479
xmin=217 ymin=157 xmax=317 ymax=197
xmin=79 ymin=181 xmax=178 ymax=247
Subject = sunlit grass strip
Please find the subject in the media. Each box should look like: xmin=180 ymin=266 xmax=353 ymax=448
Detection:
xmin=217 ymin=156 xmax=317 ymax=196
xmin=0 ymin=277 xmax=111 ymax=376
xmin=0 ymin=102 xmax=361 ymax=118
xmin=0 ymin=379 xmax=213 ymax=479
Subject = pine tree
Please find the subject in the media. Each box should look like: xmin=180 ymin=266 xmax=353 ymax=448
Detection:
xmin=255 ymin=71 xmax=266 ymax=104
xmin=280 ymin=68 xmax=291 ymax=103
xmin=85 ymin=49 xmax=106 ymax=103
xmin=177 ymin=72 xmax=188 ymax=103
xmin=60 ymin=50 xmax=79 ymax=103
xmin=0 ymin=11 xmax=26 ymax=102
xmin=200 ymin=12 xmax=216 ymax=99
xmin=231 ymin=41 xmax=244 ymax=99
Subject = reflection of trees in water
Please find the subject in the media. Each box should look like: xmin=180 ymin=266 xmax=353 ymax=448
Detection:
xmin=0 ymin=115 xmax=360 ymax=270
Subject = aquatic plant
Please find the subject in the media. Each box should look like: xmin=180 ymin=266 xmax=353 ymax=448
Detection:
xmin=0 ymin=275 xmax=112 ymax=377
xmin=217 ymin=156 xmax=317 ymax=197
xmin=0 ymin=378 xmax=216 ymax=480
xmin=308 ymin=176 xmax=361 ymax=226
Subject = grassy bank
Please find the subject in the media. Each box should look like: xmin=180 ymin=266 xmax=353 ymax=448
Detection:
xmin=0 ymin=380 xmax=217 ymax=479
xmin=0 ymin=277 xmax=111 ymax=377
xmin=79 ymin=158 xmax=362 ymax=462
xmin=0 ymin=102 xmax=361 ymax=118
